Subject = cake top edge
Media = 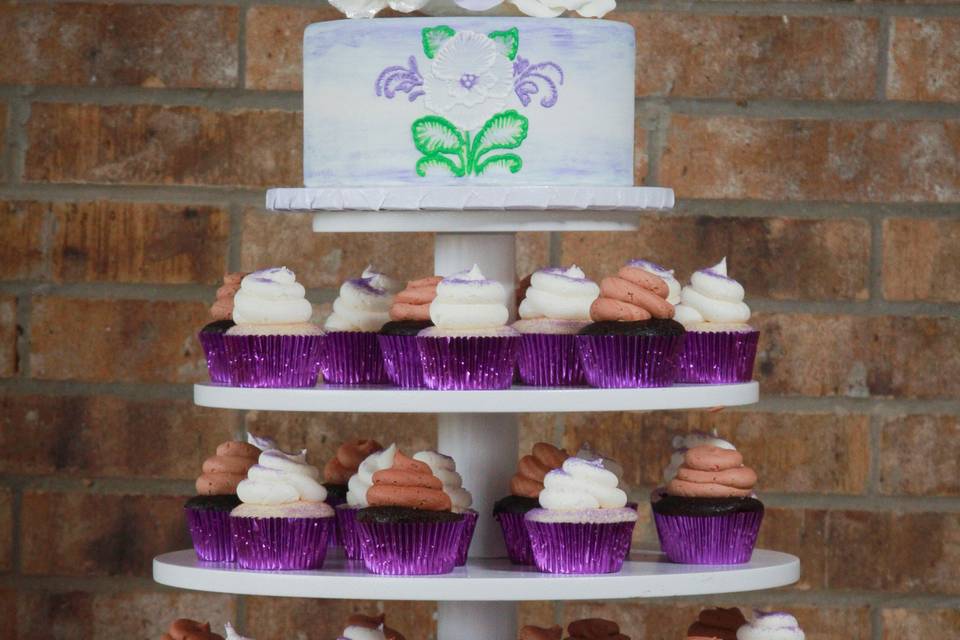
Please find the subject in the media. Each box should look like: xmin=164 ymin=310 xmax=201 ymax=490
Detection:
xmin=326 ymin=0 xmax=618 ymax=20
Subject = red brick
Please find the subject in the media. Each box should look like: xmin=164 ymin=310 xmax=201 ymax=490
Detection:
xmin=882 ymin=218 xmax=960 ymax=302
xmin=0 ymin=394 xmax=235 ymax=480
xmin=878 ymin=414 xmax=960 ymax=496
xmin=616 ymin=13 xmax=878 ymax=99
xmin=564 ymin=411 xmax=870 ymax=494
xmin=516 ymin=232 xmax=550 ymax=283
xmin=20 ymin=490 xmax=190 ymax=577
xmin=888 ymin=18 xmax=960 ymax=101
xmin=0 ymin=103 xmax=6 ymax=182
xmin=881 ymin=608 xmax=960 ymax=638
xmin=635 ymin=126 xmax=648 ymax=184
xmin=757 ymin=507 xmax=828 ymax=590
xmin=0 ymin=295 xmax=16 ymax=378
xmin=244 ymin=597 xmax=434 ymax=639
xmin=0 ymin=5 xmax=238 ymax=89
xmin=50 ymin=201 xmax=229 ymax=284
xmin=560 ymin=216 xmax=870 ymax=301
xmin=24 ymin=103 xmax=301 ymax=188
xmin=245 ymin=7 xmax=340 ymax=91
xmin=754 ymin=313 xmax=960 ymax=399
xmin=0 ymin=589 xmax=13 ymax=640
xmin=0 ymin=201 xmax=47 ymax=280
xmin=0 ymin=488 xmax=11 ymax=572
xmin=661 ymin=116 xmax=960 ymax=202
xmin=29 ymin=297 xmax=208 ymax=383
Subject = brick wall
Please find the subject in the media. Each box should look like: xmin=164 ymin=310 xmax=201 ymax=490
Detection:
xmin=0 ymin=2 xmax=958 ymax=639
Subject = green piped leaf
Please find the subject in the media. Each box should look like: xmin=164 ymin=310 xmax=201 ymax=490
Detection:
xmin=422 ymin=25 xmax=455 ymax=59
xmin=412 ymin=115 xmax=464 ymax=156
xmin=470 ymin=110 xmax=529 ymax=162
xmin=475 ymin=153 xmax=523 ymax=175
xmin=488 ymin=28 xmax=519 ymax=60
xmin=416 ymin=154 xmax=464 ymax=177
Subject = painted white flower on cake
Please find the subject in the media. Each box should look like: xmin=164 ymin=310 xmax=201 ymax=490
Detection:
xmin=329 ymin=0 xmax=428 ymax=19
xmin=422 ymin=30 xmax=514 ymax=131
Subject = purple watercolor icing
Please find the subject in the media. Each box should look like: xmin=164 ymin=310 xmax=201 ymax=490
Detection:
xmin=702 ymin=268 xmax=735 ymax=282
xmin=539 ymin=267 xmax=588 ymax=283
xmin=513 ymin=56 xmax=564 ymax=108
xmin=375 ymin=56 xmax=425 ymax=102
xmin=628 ymin=259 xmax=672 ymax=275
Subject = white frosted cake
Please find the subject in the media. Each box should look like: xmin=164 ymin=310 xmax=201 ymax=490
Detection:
xmin=303 ymin=17 xmax=636 ymax=187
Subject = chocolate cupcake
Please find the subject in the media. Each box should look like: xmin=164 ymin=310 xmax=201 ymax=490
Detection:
xmin=566 ymin=618 xmax=630 ymax=640
xmin=413 ymin=450 xmax=475 ymax=566
xmin=339 ymin=444 xmax=399 ymax=560
xmin=161 ymin=619 xmax=225 ymax=640
xmin=378 ymin=275 xmax=441 ymax=388
xmin=199 ymin=272 xmax=245 ymax=384
xmin=493 ymin=442 xmax=568 ymax=564
xmin=687 ymin=607 xmax=747 ymax=640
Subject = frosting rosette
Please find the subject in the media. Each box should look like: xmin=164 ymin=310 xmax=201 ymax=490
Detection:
xmin=347 ymin=444 xmax=398 ymax=508
xmin=590 ymin=264 xmax=675 ymax=322
xmin=413 ymin=450 xmax=473 ymax=513
xmin=627 ymin=259 xmax=681 ymax=305
xmin=511 ymin=442 xmax=568 ymax=498
xmin=161 ymin=619 xmax=224 ymax=640
xmin=325 ymin=266 xmax=400 ymax=332
xmin=195 ymin=441 xmax=260 ymax=496
xmin=324 ymin=439 xmax=384 ymax=486
xmin=736 ymin=612 xmax=805 ymax=640
xmin=674 ymin=258 xmax=752 ymax=330
xmin=367 ymin=451 xmax=453 ymax=511
xmin=426 ymin=264 xmax=511 ymax=334
xmin=567 ymin=618 xmax=630 ymax=640
xmin=538 ymin=457 xmax=628 ymax=511
xmin=235 ymin=447 xmax=328 ymax=506
xmin=663 ymin=431 xmax=736 ymax=484
xmin=390 ymin=276 xmax=442 ymax=322
xmin=687 ymin=607 xmax=747 ymax=640
xmin=517 ymin=265 xmax=599 ymax=324
xmin=666 ymin=446 xmax=758 ymax=499
xmin=230 ymin=267 xmax=315 ymax=328
xmin=574 ymin=442 xmax=628 ymax=492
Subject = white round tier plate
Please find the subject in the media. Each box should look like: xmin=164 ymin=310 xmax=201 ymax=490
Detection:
xmin=194 ymin=381 xmax=758 ymax=413
xmin=154 ymin=549 xmax=799 ymax=600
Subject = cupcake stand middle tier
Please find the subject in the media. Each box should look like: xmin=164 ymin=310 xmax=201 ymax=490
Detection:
xmin=153 ymin=186 xmax=800 ymax=640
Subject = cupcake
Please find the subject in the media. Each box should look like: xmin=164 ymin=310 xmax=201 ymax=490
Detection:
xmin=355 ymin=449 xmax=464 ymax=575
xmin=183 ymin=440 xmax=260 ymax=562
xmin=493 ymin=442 xmax=568 ymax=564
xmin=224 ymin=267 xmax=324 ymax=388
xmin=687 ymin=607 xmax=747 ymax=640
xmin=199 ymin=272 xmax=246 ymax=384
xmin=224 ymin=623 xmax=253 ymax=640
xmin=340 ymin=444 xmax=399 ymax=560
xmin=652 ymin=445 xmax=763 ymax=564
xmin=519 ymin=626 xmax=562 ymax=640
xmin=566 ymin=618 xmax=630 ymax=640
xmin=576 ymin=262 xmax=685 ymax=388
xmin=574 ymin=442 xmax=636 ymax=558
xmin=525 ymin=457 xmax=638 ymax=574
xmin=662 ymin=431 xmax=737 ymax=487
xmin=513 ymin=266 xmax=600 ymax=387
xmin=413 ymin=450 xmax=475 ymax=565
xmin=161 ymin=620 xmax=224 ymax=640
xmin=736 ymin=612 xmax=805 ymax=640
xmin=323 ymin=439 xmax=383 ymax=546
xmin=673 ymin=258 xmax=759 ymax=383
xmin=378 ymin=276 xmax=442 ymax=388
xmin=323 ymin=266 xmax=400 ymax=385
xmin=230 ymin=444 xmax=334 ymax=570
xmin=337 ymin=614 xmax=406 ymax=640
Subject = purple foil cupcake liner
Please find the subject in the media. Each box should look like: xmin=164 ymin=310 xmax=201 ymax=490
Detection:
xmin=223 ymin=334 xmax=324 ymax=388
xmin=198 ymin=333 xmax=232 ymax=384
xmin=377 ymin=334 xmax=427 ymax=388
xmin=456 ymin=510 xmax=479 ymax=566
xmin=676 ymin=330 xmax=760 ymax=384
xmin=185 ymin=507 xmax=235 ymax=562
xmin=230 ymin=516 xmax=333 ymax=570
xmin=653 ymin=510 xmax=763 ymax=564
xmin=322 ymin=331 xmax=389 ymax=385
xmin=325 ymin=494 xmax=347 ymax=547
xmin=525 ymin=519 xmax=636 ymax=574
xmin=496 ymin=511 xmax=534 ymax=565
xmin=357 ymin=519 xmax=463 ymax=575
xmin=417 ymin=335 xmax=520 ymax=390
xmin=577 ymin=334 xmax=684 ymax=388
xmin=336 ymin=505 xmax=363 ymax=560
xmin=517 ymin=333 xmax=586 ymax=387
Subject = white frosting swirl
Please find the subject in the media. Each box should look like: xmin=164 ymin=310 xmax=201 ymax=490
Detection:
xmin=507 ymin=0 xmax=616 ymax=18
xmin=674 ymin=258 xmax=751 ymax=327
xmin=340 ymin=626 xmax=387 ymax=640
xmin=232 ymin=267 xmax=314 ymax=325
xmin=663 ymin=431 xmax=736 ymax=484
xmin=346 ymin=444 xmax=398 ymax=507
xmin=413 ymin=450 xmax=473 ymax=513
xmin=518 ymin=266 xmax=600 ymax=321
xmin=629 ymin=259 xmax=682 ymax=305
xmin=539 ymin=457 xmax=627 ymax=510
xmin=330 ymin=0 xmax=427 ymax=19
xmin=737 ymin=612 xmax=805 ymax=640
xmin=236 ymin=447 xmax=327 ymax=505
xmin=429 ymin=265 xmax=509 ymax=330
xmin=325 ymin=266 xmax=399 ymax=332
xmin=574 ymin=442 xmax=628 ymax=491
xmin=224 ymin=623 xmax=254 ymax=640
xmin=246 ymin=432 xmax=277 ymax=451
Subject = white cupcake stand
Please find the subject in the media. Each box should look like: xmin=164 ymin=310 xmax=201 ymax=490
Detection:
xmin=153 ymin=186 xmax=799 ymax=640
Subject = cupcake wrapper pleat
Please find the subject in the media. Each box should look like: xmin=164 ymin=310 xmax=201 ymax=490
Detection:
xmin=652 ymin=510 xmax=763 ymax=564
xmin=577 ymin=334 xmax=684 ymax=388
xmin=185 ymin=507 xmax=235 ymax=562
xmin=222 ymin=334 xmax=324 ymax=388
xmin=377 ymin=334 xmax=428 ymax=388
xmin=525 ymin=519 xmax=636 ymax=574
xmin=357 ymin=520 xmax=463 ymax=575
xmin=417 ymin=336 xmax=520 ymax=390
xmin=230 ymin=516 xmax=332 ymax=570
xmin=325 ymin=494 xmax=347 ymax=547
xmin=456 ymin=510 xmax=479 ymax=566
xmin=322 ymin=332 xmax=389 ymax=385
xmin=336 ymin=506 xmax=363 ymax=560
xmin=198 ymin=333 xmax=232 ymax=384
xmin=675 ymin=331 xmax=760 ymax=384
xmin=517 ymin=333 xmax=586 ymax=387
xmin=496 ymin=511 xmax=535 ymax=565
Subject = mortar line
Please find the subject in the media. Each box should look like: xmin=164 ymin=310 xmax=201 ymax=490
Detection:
xmin=0 ymin=474 xmax=196 ymax=496
xmin=645 ymin=96 xmax=960 ymax=120
xmin=547 ymin=231 xmax=563 ymax=267
xmin=871 ymin=602 xmax=884 ymax=640
xmin=235 ymin=595 xmax=249 ymax=636
xmin=237 ymin=5 xmax=249 ymax=91
xmin=6 ymin=92 xmax=31 ymax=185
xmin=876 ymin=16 xmax=892 ymax=101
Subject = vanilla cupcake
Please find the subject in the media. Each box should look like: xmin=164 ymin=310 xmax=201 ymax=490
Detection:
xmin=736 ymin=611 xmax=805 ymax=640
xmin=524 ymin=457 xmax=638 ymax=574
xmin=513 ymin=266 xmax=600 ymax=386
xmin=673 ymin=258 xmax=759 ymax=383
xmin=322 ymin=266 xmax=400 ymax=385
xmin=223 ymin=267 xmax=324 ymax=388
xmin=416 ymin=265 xmax=520 ymax=390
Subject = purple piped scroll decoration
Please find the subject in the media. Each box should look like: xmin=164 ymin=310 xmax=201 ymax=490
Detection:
xmin=375 ymin=56 xmax=425 ymax=102
xmin=513 ymin=56 xmax=564 ymax=108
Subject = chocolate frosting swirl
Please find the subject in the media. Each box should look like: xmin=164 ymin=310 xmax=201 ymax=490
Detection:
xmin=590 ymin=265 xmax=674 ymax=322
xmin=519 ymin=625 xmax=563 ymax=640
xmin=566 ymin=618 xmax=630 ymax=640
xmin=390 ymin=276 xmax=442 ymax=322
xmin=688 ymin=607 xmax=747 ymax=640
xmin=324 ymin=439 xmax=383 ymax=485
xmin=209 ymin=273 xmax=247 ymax=321
xmin=666 ymin=446 xmax=758 ymax=499
xmin=345 ymin=614 xmax=406 ymax=640
xmin=367 ymin=451 xmax=452 ymax=511
xmin=161 ymin=619 xmax=225 ymax=640
xmin=511 ymin=442 xmax=568 ymax=498
xmin=195 ymin=441 xmax=261 ymax=496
